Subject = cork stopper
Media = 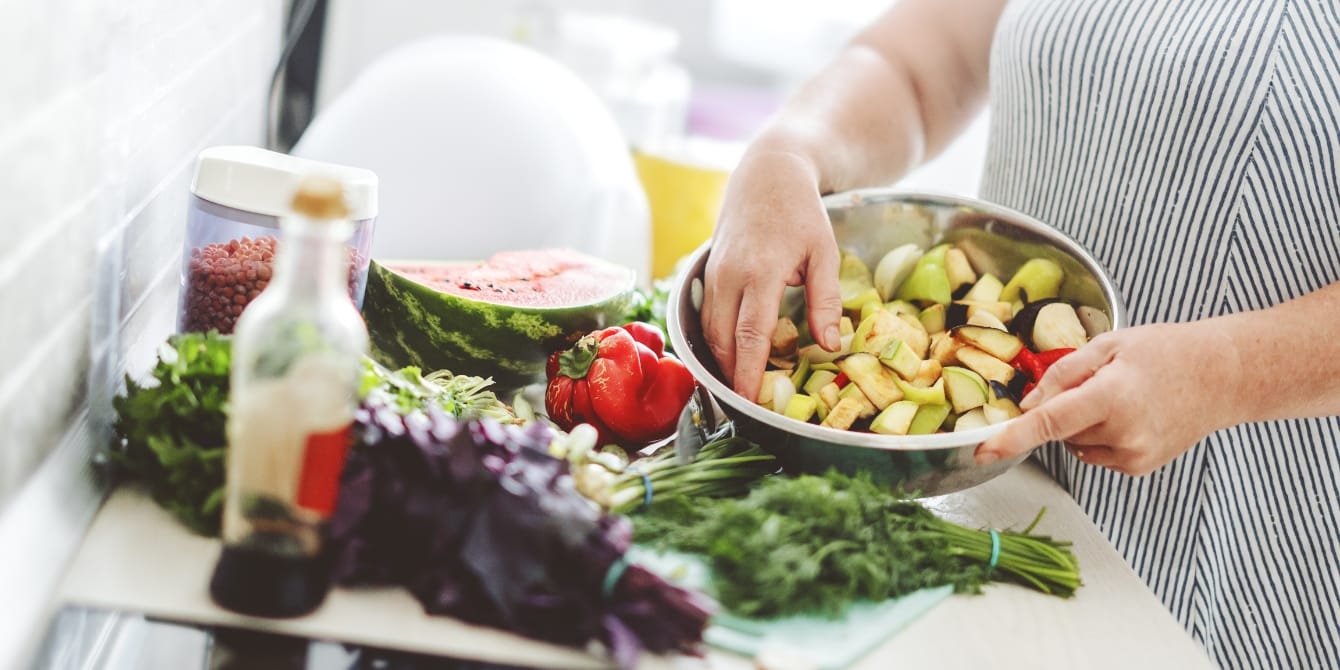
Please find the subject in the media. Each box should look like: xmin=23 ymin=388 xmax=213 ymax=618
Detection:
xmin=290 ymin=176 xmax=350 ymax=220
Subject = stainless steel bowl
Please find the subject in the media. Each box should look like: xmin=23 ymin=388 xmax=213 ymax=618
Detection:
xmin=666 ymin=188 xmax=1126 ymax=496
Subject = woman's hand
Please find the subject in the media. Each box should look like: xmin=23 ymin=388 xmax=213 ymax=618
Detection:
xmin=975 ymin=321 xmax=1243 ymax=475
xmin=702 ymin=148 xmax=846 ymax=402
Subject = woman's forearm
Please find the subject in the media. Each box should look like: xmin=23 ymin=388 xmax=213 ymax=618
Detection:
xmin=750 ymin=0 xmax=1009 ymax=193
xmin=1218 ymin=280 xmax=1340 ymax=424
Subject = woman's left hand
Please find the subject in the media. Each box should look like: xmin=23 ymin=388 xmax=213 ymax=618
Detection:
xmin=975 ymin=321 xmax=1242 ymax=475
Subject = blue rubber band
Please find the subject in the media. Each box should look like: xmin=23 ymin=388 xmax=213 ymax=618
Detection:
xmin=602 ymin=556 xmax=630 ymax=599
xmin=639 ymin=472 xmax=653 ymax=510
xmin=988 ymin=529 xmax=1001 ymax=571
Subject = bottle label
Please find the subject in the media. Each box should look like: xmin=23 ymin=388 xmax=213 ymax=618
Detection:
xmin=295 ymin=424 xmax=352 ymax=516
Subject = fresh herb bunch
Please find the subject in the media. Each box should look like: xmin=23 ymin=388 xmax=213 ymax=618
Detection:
xmin=359 ymin=360 xmax=516 ymax=423
xmin=331 ymin=400 xmax=714 ymax=668
xmin=635 ymin=470 xmax=1081 ymax=618
xmin=109 ymin=331 xmax=232 ymax=535
xmin=110 ymin=333 xmax=518 ymax=536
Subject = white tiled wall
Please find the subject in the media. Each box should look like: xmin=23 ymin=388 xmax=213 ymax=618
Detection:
xmin=0 ymin=1 xmax=282 ymax=507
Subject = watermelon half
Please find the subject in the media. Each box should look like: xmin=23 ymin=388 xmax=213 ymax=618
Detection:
xmin=361 ymin=249 xmax=637 ymax=390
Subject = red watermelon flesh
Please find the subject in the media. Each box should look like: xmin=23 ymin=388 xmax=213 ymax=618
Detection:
xmin=391 ymin=249 xmax=632 ymax=307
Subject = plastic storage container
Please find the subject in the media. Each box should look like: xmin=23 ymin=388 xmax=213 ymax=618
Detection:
xmin=178 ymin=146 xmax=378 ymax=335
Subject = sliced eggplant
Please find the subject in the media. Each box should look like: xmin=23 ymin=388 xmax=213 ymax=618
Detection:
xmin=946 ymin=302 xmax=970 ymax=330
xmin=837 ymin=353 xmax=903 ymax=410
xmin=953 ymin=325 xmax=1024 ymax=361
xmin=1009 ymin=298 xmax=1062 ymax=349
xmin=966 ymin=310 xmax=1009 ymax=331
xmin=771 ymin=316 xmax=800 ymax=357
xmin=1077 ymin=305 xmax=1113 ymax=338
xmin=1032 ymin=302 xmax=1088 ymax=351
xmin=956 ymin=346 xmax=1016 ymax=385
xmin=1005 ymin=371 xmax=1032 ymax=403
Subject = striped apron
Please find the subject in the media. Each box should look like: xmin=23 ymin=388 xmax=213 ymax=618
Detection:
xmin=980 ymin=0 xmax=1340 ymax=667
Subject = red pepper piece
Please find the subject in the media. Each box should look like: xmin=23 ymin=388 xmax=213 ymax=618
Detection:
xmin=834 ymin=372 xmax=850 ymax=389
xmin=1034 ymin=348 xmax=1077 ymax=369
xmin=1010 ymin=348 xmax=1044 ymax=381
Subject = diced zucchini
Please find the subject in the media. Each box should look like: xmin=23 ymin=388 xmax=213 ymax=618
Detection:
xmin=908 ymin=403 xmax=952 ymax=434
xmin=784 ymin=394 xmax=819 ymax=422
xmin=879 ymin=339 xmax=921 ymax=381
xmin=870 ymin=400 xmax=920 ymax=435
xmin=789 ymin=356 xmax=812 ymax=391
xmin=894 ymin=377 xmax=947 ymax=405
xmin=802 ymin=369 xmax=838 ymax=396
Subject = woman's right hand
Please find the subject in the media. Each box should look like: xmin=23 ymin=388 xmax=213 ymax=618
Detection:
xmin=702 ymin=147 xmax=846 ymax=402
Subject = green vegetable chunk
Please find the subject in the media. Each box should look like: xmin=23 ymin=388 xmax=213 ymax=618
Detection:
xmin=635 ymin=471 xmax=1081 ymax=618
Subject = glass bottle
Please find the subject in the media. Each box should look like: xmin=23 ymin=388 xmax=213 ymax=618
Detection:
xmin=209 ymin=176 xmax=369 ymax=618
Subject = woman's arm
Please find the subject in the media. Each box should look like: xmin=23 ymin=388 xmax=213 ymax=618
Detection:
xmin=976 ymin=281 xmax=1340 ymax=475
xmin=703 ymin=0 xmax=1010 ymax=401
xmin=768 ymin=0 xmax=1008 ymax=192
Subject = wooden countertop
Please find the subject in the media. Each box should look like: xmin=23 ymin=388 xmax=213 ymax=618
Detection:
xmin=54 ymin=461 xmax=1214 ymax=670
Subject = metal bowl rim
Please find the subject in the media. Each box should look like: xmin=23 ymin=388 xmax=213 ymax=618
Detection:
xmin=666 ymin=188 xmax=1126 ymax=453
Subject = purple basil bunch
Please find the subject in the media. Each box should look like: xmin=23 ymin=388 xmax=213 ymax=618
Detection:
xmin=328 ymin=399 xmax=713 ymax=668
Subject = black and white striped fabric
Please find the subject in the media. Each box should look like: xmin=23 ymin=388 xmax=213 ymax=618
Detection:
xmin=980 ymin=0 xmax=1340 ymax=667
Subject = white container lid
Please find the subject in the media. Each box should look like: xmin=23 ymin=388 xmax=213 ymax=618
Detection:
xmin=191 ymin=145 xmax=379 ymax=220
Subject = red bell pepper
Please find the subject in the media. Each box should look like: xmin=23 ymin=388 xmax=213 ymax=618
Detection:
xmin=1009 ymin=347 xmax=1077 ymax=397
xmin=545 ymin=323 xmax=697 ymax=447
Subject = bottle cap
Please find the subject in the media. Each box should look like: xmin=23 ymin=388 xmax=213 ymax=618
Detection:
xmin=291 ymin=176 xmax=350 ymax=220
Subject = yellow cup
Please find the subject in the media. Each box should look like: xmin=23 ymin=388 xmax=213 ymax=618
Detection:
xmin=633 ymin=140 xmax=738 ymax=279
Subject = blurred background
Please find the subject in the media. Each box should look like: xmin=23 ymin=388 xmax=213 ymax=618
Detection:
xmin=274 ymin=0 xmax=987 ymax=186
xmin=0 ymin=2 xmax=986 ymax=665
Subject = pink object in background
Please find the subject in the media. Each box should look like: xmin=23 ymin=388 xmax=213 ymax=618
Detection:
xmin=687 ymin=85 xmax=785 ymax=142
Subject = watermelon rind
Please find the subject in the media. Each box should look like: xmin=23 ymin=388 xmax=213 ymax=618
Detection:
xmin=361 ymin=259 xmax=636 ymax=391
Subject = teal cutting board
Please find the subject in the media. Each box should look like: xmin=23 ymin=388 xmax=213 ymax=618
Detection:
xmin=630 ymin=548 xmax=953 ymax=670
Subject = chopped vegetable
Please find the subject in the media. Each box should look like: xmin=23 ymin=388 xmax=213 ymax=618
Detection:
xmin=635 ymin=471 xmax=1081 ymax=618
xmin=761 ymin=240 xmax=1106 ymax=434
xmin=330 ymin=399 xmax=713 ymax=668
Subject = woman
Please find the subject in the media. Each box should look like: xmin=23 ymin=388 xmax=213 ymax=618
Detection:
xmin=702 ymin=0 xmax=1340 ymax=666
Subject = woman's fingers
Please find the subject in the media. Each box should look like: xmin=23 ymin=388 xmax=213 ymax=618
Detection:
xmin=702 ymin=253 xmax=745 ymax=387
xmin=733 ymin=282 xmax=787 ymax=401
xmin=804 ymin=243 xmax=844 ymax=351
xmin=1020 ymin=336 xmax=1116 ymax=410
xmin=977 ymin=379 xmax=1112 ymax=463
xmin=1064 ymin=442 xmax=1121 ymax=469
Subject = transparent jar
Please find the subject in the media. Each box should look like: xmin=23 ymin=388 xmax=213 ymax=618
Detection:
xmin=179 ymin=146 xmax=378 ymax=335
xmin=209 ymin=177 xmax=369 ymax=618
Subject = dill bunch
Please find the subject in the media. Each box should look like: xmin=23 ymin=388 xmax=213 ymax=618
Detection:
xmin=635 ymin=470 xmax=1080 ymax=618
